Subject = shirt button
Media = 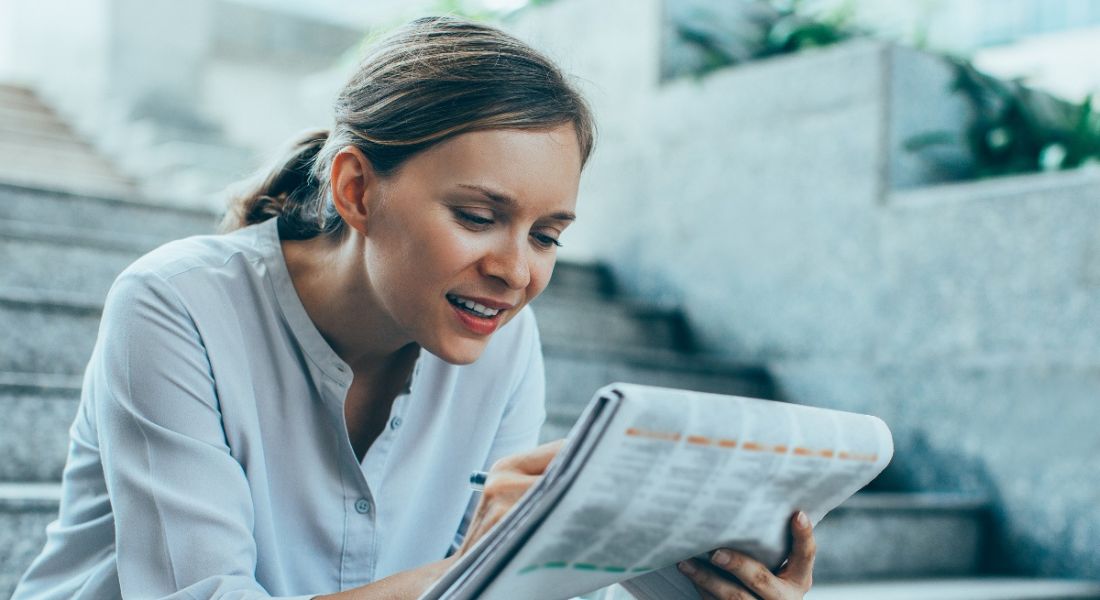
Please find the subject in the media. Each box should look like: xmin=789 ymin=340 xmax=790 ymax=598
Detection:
xmin=390 ymin=417 xmax=403 ymax=430
xmin=354 ymin=498 xmax=372 ymax=515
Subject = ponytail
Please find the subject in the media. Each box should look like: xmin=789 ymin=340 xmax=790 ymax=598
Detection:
xmin=219 ymin=128 xmax=340 ymax=239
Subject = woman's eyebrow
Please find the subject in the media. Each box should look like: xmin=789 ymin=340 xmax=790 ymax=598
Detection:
xmin=457 ymin=183 xmax=576 ymax=222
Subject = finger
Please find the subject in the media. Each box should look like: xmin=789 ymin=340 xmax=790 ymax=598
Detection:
xmin=690 ymin=583 xmax=721 ymax=600
xmin=495 ymin=439 xmax=565 ymax=474
xmin=678 ymin=559 xmax=756 ymax=600
xmin=710 ymin=549 xmax=780 ymax=599
xmin=778 ymin=511 xmax=816 ymax=589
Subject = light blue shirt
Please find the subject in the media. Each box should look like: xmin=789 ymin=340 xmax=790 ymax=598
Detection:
xmin=13 ymin=218 xmax=546 ymax=599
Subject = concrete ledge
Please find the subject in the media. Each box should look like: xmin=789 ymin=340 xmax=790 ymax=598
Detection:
xmin=807 ymin=578 xmax=1100 ymax=600
xmin=888 ymin=167 xmax=1100 ymax=209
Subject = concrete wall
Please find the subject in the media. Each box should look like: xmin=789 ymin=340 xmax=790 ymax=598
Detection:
xmin=510 ymin=0 xmax=1100 ymax=578
xmin=779 ymin=169 xmax=1100 ymax=576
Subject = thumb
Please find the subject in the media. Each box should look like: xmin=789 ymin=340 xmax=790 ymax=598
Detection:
xmin=508 ymin=439 xmax=565 ymax=475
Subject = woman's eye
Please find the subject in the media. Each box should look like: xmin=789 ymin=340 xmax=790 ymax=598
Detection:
xmin=531 ymin=232 xmax=562 ymax=249
xmin=455 ymin=210 xmax=494 ymax=227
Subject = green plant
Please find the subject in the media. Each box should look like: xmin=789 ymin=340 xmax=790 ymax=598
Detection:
xmin=907 ymin=60 xmax=1100 ymax=178
xmin=672 ymin=0 xmax=862 ymax=78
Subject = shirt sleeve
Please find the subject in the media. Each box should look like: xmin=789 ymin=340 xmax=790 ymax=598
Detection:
xmin=92 ymin=270 xmax=312 ymax=600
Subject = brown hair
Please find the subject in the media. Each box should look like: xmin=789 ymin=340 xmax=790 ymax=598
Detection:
xmin=220 ymin=16 xmax=596 ymax=239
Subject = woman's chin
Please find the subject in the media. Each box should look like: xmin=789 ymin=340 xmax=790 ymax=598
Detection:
xmin=427 ymin=338 xmax=488 ymax=366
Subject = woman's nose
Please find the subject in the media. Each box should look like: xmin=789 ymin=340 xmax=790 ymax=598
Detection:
xmin=481 ymin=235 xmax=531 ymax=290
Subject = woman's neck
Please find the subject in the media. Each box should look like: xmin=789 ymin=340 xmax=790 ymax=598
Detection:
xmin=280 ymin=231 xmax=415 ymax=373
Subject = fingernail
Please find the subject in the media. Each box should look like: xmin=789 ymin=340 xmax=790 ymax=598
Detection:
xmin=797 ymin=511 xmax=810 ymax=528
xmin=677 ymin=561 xmax=696 ymax=575
xmin=711 ymin=550 xmax=731 ymax=566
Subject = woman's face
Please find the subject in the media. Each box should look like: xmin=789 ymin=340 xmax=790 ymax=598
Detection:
xmin=363 ymin=124 xmax=582 ymax=364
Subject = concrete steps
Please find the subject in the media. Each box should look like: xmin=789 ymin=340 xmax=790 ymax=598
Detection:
xmin=0 ymin=373 xmax=81 ymax=482
xmin=0 ymin=183 xmax=218 ymax=240
xmin=808 ymin=578 xmax=1100 ymax=599
xmin=0 ymin=85 xmax=139 ymax=199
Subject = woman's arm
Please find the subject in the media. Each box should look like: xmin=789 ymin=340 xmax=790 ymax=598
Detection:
xmin=310 ymin=557 xmax=454 ymax=600
xmin=314 ymin=440 xmax=563 ymax=600
xmin=96 ymin=271 xmax=304 ymax=599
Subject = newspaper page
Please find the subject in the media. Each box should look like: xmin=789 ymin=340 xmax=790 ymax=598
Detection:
xmin=473 ymin=383 xmax=892 ymax=600
xmin=421 ymin=393 xmax=624 ymax=600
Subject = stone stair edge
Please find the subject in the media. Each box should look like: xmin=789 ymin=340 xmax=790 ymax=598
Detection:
xmin=0 ymin=371 xmax=83 ymax=393
xmin=806 ymin=577 xmax=1100 ymax=600
xmin=0 ymin=180 xmax=219 ymax=219
xmin=0 ymin=286 xmax=103 ymax=312
xmin=542 ymin=341 xmax=772 ymax=380
xmin=0 ymin=218 xmax=170 ymax=253
xmin=534 ymin=292 xmax=687 ymax=319
xmin=830 ymin=491 xmax=990 ymax=512
xmin=888 ymin=166 xmax=1100 ymax=208
xmin=0 ymin=482 xmax=61 ymax=512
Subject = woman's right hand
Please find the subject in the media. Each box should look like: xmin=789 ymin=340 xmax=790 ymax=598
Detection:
xmin=456 ymin=439 xmax=565 ymax=556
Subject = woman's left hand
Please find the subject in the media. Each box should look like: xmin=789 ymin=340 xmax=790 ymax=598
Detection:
xmin=677 ymin=511 xmax=816 ymax=600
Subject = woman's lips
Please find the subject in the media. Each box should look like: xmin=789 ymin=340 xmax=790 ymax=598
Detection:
xmin=450 ymin=301 xmax=503 ymax=335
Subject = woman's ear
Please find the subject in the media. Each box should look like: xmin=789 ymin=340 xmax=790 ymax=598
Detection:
xmin=329 ymin=146 xmax=378 ymax=235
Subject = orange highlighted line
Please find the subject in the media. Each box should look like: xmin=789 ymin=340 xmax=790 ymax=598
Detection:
xmin=622 ymin=428 xmax=878 ymax=462
xmin=625 ymin=428 xmax=682 ymax=442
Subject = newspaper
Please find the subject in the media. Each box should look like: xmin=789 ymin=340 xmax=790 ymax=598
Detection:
xmin=419 ymin=383 xmax=893 ymax=600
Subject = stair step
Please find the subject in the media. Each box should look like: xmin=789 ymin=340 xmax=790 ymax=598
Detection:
xmin=812 ymin=492 xmax=989 ymax=582
xmin=0 ymin=182 xmax=218 ymax=240
xmin=542 ymin=261 xmax=615 ymax=299
xmin=807 ymin=578 xmax=1100 ymax=600
xmin=0 ymin=483 xmax=61 ymax=599
xmin=532 ymin=295 xmax=694 ymax=353
xmin=0 ymin=164 xmax=138 ymax=201
xmin=0 ymin=220 xmax=155 ymax=299
xmin=0 ymin=373 xmax=81 ymax=481
xmin=0 ymin=104 xmax=64 ymax=130
xmin=0 ymin=119 xmax=98 ymax=148
xmin=0 ymin=84 xmax=47 ymax=111
xmin=541 ymin=350 xmax=775 ymax=441
xmin=0 ymin=287 xmax=103 ymax=376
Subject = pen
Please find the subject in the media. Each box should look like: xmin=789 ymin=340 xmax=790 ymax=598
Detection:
xmin=469 ymin=470 xmax=488 ymax=492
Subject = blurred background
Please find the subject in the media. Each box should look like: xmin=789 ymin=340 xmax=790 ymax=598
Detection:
xmin=1 ymin=0 xmax=1098 ymax=598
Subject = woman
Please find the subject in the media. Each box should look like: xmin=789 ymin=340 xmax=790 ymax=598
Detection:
xmin=13 ymin=16 xmax=814 ymax=600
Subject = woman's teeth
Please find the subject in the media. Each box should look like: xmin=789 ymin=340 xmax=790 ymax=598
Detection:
xmin=447 ymin=295 xmax=501 ymax=318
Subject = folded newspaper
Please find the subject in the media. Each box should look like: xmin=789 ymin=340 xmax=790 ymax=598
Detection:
xmin=419 ymin=383 xmax=893 ymax=600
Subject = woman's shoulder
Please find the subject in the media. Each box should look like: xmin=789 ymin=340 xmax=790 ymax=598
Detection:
xmin=123 ymin=223 xmax=267 ymax=281
xmin=104 ymin=222 xmax=274 ymax=313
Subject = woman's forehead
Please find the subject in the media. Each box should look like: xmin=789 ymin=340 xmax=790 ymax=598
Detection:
xmin=401 ymin=126 xmax=582 ymax=211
